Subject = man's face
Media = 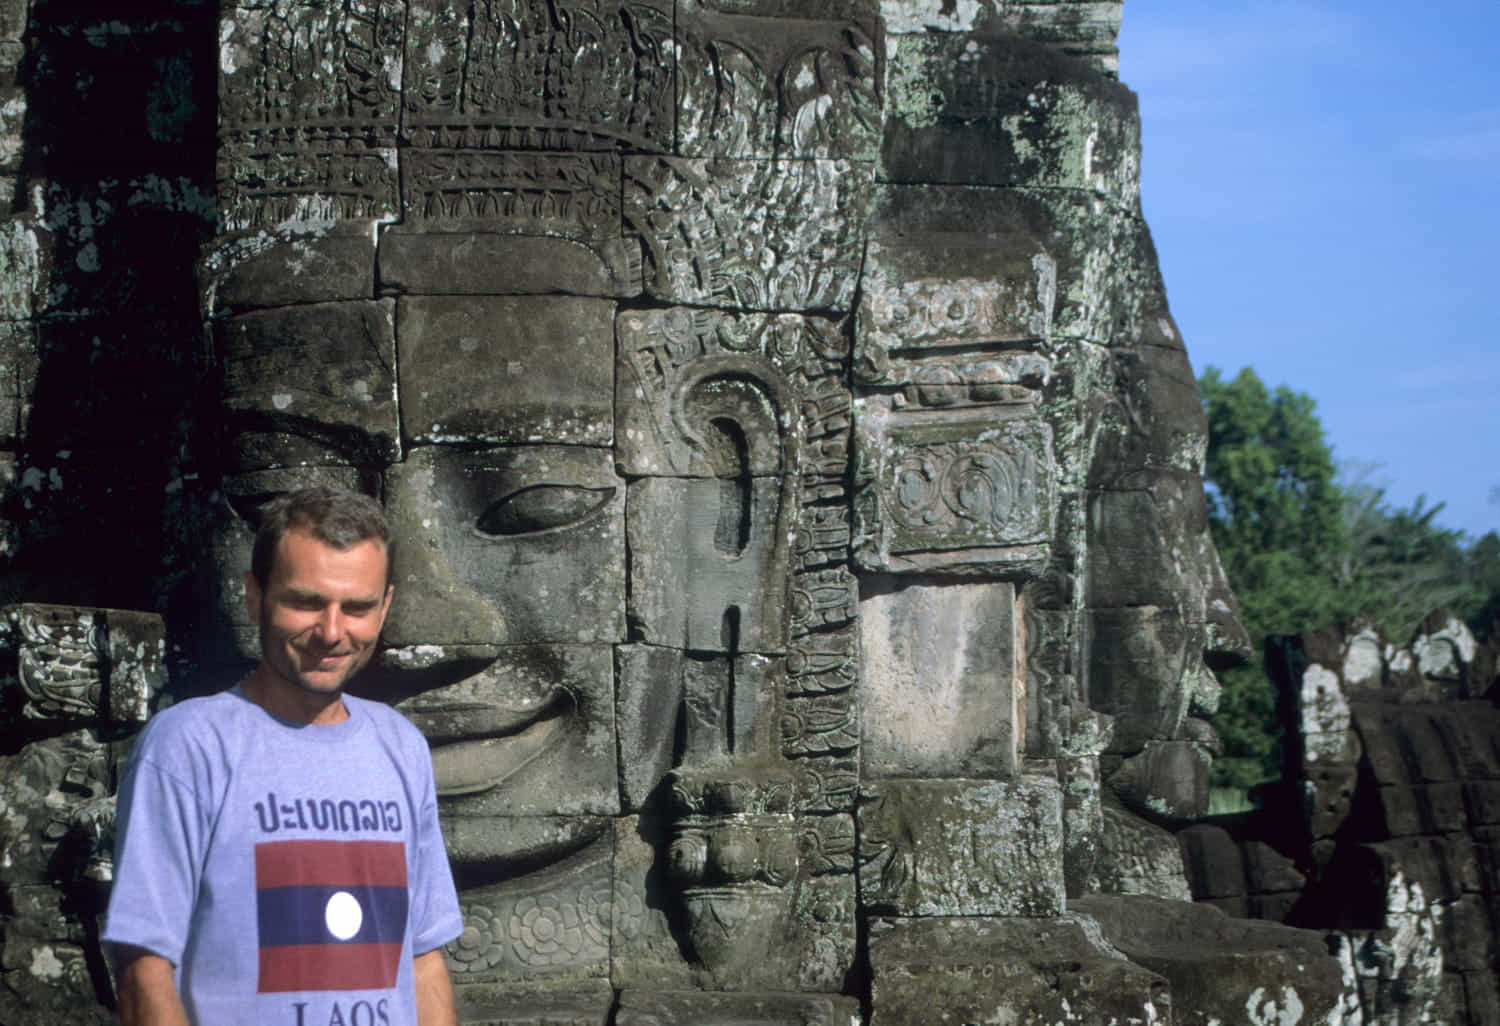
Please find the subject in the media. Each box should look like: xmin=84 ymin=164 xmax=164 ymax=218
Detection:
xmin=244 ymin=526 xmax=394 ymax=697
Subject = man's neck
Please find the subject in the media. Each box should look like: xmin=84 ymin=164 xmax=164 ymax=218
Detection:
xmin=243 ymin=665 xmax=349 ymax=726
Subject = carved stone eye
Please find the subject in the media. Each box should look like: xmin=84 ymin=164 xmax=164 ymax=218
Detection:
xmin=473 ymin=484 xmax=615 ymax=536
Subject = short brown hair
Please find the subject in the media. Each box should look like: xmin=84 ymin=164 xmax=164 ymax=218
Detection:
xmin=250 ymin=487 xmax=393 ymax=589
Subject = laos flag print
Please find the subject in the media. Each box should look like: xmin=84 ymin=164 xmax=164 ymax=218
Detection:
xmin=255 ymin=840 xmax=409 ymax=992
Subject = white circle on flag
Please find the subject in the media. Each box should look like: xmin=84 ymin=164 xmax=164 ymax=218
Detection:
xmin=325 ymin=891 xmax=363 ymax=941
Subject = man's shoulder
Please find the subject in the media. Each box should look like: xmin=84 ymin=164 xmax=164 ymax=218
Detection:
xmin=346 ymin=693 xmax=426 ymax=747
xmin=122 ymin=688 xmax=256 ymax=788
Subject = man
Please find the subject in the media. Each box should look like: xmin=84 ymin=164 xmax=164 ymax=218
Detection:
xmin=104 ymin=488 xmax=463 ymax=1026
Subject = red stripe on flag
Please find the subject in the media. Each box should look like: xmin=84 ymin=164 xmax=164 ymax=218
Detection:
xmin=258 ymin=942 xmax=404 ymax=993
xmin=255 ymin=840 xmax=407 ymax=889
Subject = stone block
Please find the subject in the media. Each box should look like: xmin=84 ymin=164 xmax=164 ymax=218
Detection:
xmin=396 ymin=295 xmax=615 ymax=447
xmin=610 ymin=815 xmax=855 ymax=993
xmin=1107 ymin=740 xmax=1212 ymax=823
xmin=1243 ymin=841 xmax=1306 ymax=896
xmin=867 ymin=915 xmax=1168 ymax=1026
xmin=1464 ymin=781 xmax=1500 ymax=826
xmin=857 ymin=776 xmax=1065 ymax=916
xmin=1304 ymin=762 xmax=1359 ymax=840
xmin=1087 ymin=604 xmax=1199 ymax=749
xmin=626 ymin=476 xmax=789 ymax=654
xmin=379 ymin=229 xmax=642 ymax=298
xmin=1074 ymin=894 xmax=1347 ymax=1026
xmin=1431 ymin=702 xmax=1500 ymax=778
xmin=615 ymin=645 xmax=779 ymax=807
xmin=1441 ymin=895 xmax=1496 ymax=974
xmin=856 ymin=226 xmax=1054 ymax=390
xmin=882 ymin=30 xmax=1138 ymax=201
xmin=615 ymin=991 xmax=861 ymax=1026
xmin=1094 ymin=803 xmax=1190 ymax=900
xmin=200 ymin=223 xmax=377 ymax=314
xmin=853 ymin=401 xmax=1055 ymax=576
xmin=858 ymin=576 xmax=1018 ymax=778
xmin=623 ymin=156 xmax=871 ymax=314
xmin=218 ymin=299 xmax=399 ymax=464
xmin=456 ymin=980 xmax=613 ymax=1026
xmin=882 ymin=2 xmax=1123 ymax=73
xmin=867 ymin=183 xmax=1152 ymax=345
xmin=2 ymin=603 xmax=166 ymax=723
xmin=1465 ymin=970 xmax=1500 ymax=1026
xmin=0 ymin=319 xmax=36 ymax=444
xmin=379 ymin=643 xmax=618 ymax=818
xmin=443 ymin=829 xmax=612 ymax=987
xmin=382 ymin=445 xmax=624 ymax=648
xmin=0 ymin=731 xmax=113 ymax=887
xmin=676 ymin=5 xmax=881 ymax=161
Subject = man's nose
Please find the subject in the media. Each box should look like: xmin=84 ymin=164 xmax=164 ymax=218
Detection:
xmin=315 ymin=606 xmax=346 ymax=645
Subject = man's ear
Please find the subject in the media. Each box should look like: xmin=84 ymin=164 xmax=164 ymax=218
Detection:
xmin=378 ymin=584 xmax=394 ymax=629
xmin=244 ymin=571 xmax=263 ymax=624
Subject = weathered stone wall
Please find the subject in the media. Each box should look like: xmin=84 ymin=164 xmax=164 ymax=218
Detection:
xmin=0 ymin=2 xmax=1363 ymax=1023
xmin=1181 ymin=616 xmax=1500 ymax=1026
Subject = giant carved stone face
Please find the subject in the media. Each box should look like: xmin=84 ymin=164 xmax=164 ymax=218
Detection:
xmin=198 ymin=0 xmax=1247 ymax=1016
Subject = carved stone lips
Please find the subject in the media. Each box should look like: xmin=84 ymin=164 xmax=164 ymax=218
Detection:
xmin=376 ymin=649 xmax=573 ymax=798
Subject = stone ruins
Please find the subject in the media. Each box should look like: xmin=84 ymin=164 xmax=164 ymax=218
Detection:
xmin=0 ymin=1 xmax=1494 ymax=1023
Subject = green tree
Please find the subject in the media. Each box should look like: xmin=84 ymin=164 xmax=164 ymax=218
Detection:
xmin=1199 ymin=367 xmax=1350 ymax=791
xmin=1200 ymin=367 xmax=1500 ymax=793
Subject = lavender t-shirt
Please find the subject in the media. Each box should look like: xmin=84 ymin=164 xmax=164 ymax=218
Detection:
xmin=104 ymin=686 xmax=462 ymax=1026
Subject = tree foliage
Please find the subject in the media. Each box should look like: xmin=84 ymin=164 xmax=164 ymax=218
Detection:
xmin=1198 ymin=367 xmax=1500 ymax=792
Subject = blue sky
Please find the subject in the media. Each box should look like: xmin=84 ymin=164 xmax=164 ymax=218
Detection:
xmin=1119 ymin=1 xmax=1499 ymax=540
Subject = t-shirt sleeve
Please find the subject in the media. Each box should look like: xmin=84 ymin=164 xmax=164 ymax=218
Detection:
xmin=101 ymin=743 xmax=209 ymax=965
xmin=408 ymin=760 xmax=463 ymax=956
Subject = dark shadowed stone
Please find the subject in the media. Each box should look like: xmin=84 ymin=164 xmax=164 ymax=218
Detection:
xmin=218 ymin=300 xmax=399 ymax=463
xmin=201 ymin=223 xmax=376 ymax=314
xmin=1074 ymin=894 xmax=1346 ymax=1026
xmin=1107 ymin=740 xmax=1212 ymax=823
xmin=868 ymin=915 xmax=1168 ymax=1026
xmin=0 ymin=320 xmax=36 ymax=445
xmin=858 ymin=577 xmax=1018 ymax=778
xmin=397 ymin=295 xmax=615 ymax=447
xmin=1093 ymin=803 xmax=1190 ymax=900
xmin=858 ymin=777 xmax=1064 ymax=916
xmin=379 ymin=229 xmax=642 ymax=298
xmin=882 ymin=29 xmax=1138 ymax=202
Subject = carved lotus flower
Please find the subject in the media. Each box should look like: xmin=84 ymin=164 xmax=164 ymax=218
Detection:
xmin=507 ymin=895 xmax=584 ymax=967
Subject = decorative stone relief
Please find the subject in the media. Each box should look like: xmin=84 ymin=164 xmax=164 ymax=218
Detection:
xmin=401 ymin=0 xmax=676 ymax=155
xmin=676 ymin=6 xmax=881 ymax=161
xmin=854 ymin=403 xmax=1056 ymax=575
xmin=2 ymin=604 xmax=165 ymax=723
xmin=857 ymin=777 xmax=1066 ymax=917
xmin=623 ymin=157 xmax=872 ymax=313
xmin=218 ymin=1 xmax=404 ymax=229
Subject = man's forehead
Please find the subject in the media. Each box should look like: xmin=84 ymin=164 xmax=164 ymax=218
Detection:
xmin=269 ymin=527 xmax=391 ymax=580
